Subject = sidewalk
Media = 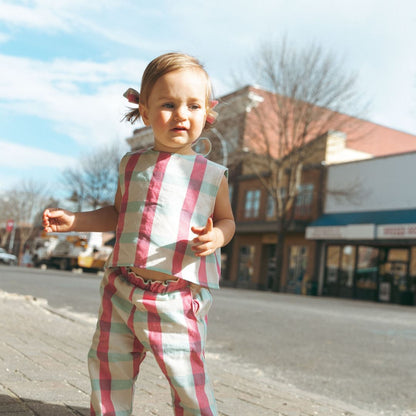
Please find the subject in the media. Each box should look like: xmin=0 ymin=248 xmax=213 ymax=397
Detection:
xmin=0 ymin=290 xmax=377 ymax=416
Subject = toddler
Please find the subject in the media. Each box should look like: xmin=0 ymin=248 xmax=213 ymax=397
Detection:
xmin=42 ymin=52 xmax=235 ymax=416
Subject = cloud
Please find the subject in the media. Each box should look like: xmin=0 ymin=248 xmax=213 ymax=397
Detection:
xmin=0 ymin=0 xmax=166 ymax=51
xmin=1 ymin=0 xmax=416 ymax=141
xmin=0 ymin=54 xmax=146 ymax=147
xmin=0 ymin=140 xmax=77 ymax=169
xmin=0 ymin=1 xmax=70 ymax=30
xmin=0 ymin=0 xmax=112 ymax=29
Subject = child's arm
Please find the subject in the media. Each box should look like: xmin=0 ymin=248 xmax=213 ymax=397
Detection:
xmin=191 ymin=176 xmax=235 ymax=257
xmin=42 ymin=183 xmax=122 ymax=233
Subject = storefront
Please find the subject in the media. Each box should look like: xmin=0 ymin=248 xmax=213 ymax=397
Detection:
xmin=306 ymin=209 xmax=416 ymax=305
xmin=224 ymin=230 xmax=318 ymax=294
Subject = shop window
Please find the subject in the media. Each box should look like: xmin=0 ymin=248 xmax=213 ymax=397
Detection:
xmin=339 ymin=245 xmax=356 ymax=288
xmin=356 ymin=246 xmax=379 ymax=290
xmin=244 ymin=190 xmax=261 ymax=218
xmin=410 ymin=247 xmax=416 ymax=276
xmin=325 ymin=245 xmax=341 ymax=284
xmin=388 ymin=248 xmax=409 ymax=262
xmin=384 ymin=248 xmax=409 ymax=292
xmin=238 ymin=245 xmax=255 ymax=282
xmin=287 ymin=246 xmax=308 ymax=294
xmin=411 ymin=247 xmax=416 ymax=293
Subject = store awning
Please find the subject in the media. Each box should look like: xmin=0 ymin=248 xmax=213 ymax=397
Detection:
xmin=306 ymin=209 xmax=416 ymax=240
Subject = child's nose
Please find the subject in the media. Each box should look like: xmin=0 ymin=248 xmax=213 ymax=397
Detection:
xmin=174 ymin=105 xmax=187 ymax=121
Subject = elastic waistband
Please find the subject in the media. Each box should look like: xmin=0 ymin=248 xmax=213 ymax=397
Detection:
xmin=120 ymin=267 xmax=189 ymax=293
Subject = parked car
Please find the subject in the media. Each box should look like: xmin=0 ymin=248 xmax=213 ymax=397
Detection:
xmin=0 ymin=248 xmax=17 ymax=265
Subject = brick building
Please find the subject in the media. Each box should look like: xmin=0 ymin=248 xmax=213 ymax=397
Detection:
xmin=126 ymin=85 xmax=416 ymax=296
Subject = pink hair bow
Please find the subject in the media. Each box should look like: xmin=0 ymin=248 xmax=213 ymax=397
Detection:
xmin=123 ymin=88 xmax=140 ymax=104
xmin=206 ymin=100 xmax=219 ymax=124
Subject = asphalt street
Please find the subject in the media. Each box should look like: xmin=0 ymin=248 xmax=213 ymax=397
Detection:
xmin=1 ymin=265 xmax=416 ymax=415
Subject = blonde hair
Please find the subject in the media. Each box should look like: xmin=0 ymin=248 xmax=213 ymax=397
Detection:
xmin=124 ymin=52 xmax=215 ymax=128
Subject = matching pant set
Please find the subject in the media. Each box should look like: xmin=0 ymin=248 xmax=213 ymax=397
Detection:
xmin=88 ymin=267 xmax=217 ymax=416
xmin=88 ymin=149 xmax=227 ymax=415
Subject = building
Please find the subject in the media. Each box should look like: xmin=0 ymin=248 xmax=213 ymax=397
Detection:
xmin=306 ymin=151 xmax=416 ymax=305
xmin=126 ymin=85 xmax=416 ymax=301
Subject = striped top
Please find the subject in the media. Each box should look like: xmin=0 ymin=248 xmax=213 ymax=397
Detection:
xmin=108 ymin=148 xmax=228 ymax=289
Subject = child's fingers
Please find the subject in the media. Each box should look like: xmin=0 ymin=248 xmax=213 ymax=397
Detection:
xmin=193 ymin=243 xmax=216 ymax=257
xmin=43 ymin=209 xmax=58 ymax=226
xmin=205 ymin=217 xmax=213 ymax=232
xmin=42 ymin=208 xmax=69 ymax=233
xmin=191 ymin=218 xmax=216 ymax=253
xmin=191 ymin=217 xmax=213 ymax=236
xmin=46 ymin=208 xmax=64 ymax=218
xmin=191 ymin=225 xmax=205 ymax=235
xmin=43 ymin=208 xmax=61 ymax=221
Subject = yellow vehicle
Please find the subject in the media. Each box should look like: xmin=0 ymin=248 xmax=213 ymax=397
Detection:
xmin=31 ymin=232 xmax=113 ymax=271
xmin=78 ymin=244 xmax=113 ymax=272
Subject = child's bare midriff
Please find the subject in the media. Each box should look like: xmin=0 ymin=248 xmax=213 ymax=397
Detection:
xmin=130 ymin=266 xmax=178 ymax=281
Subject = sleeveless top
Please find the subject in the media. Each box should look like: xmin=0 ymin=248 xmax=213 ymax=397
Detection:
xmin=107 ymin=148 xmax=228 ymax=289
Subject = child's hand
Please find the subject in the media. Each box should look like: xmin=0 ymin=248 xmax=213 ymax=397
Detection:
xmin=42 ymin=208 xmax=75 ymax=233
xmin=191 ymin=218 xmax=220 ymax=257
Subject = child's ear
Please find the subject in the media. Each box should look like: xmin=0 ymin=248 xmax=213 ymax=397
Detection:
xmin=140 ymin=104 xmax=150 ymax=126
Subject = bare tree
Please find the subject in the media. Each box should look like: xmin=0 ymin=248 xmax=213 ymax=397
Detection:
xmin=62 ymin=167 xmax=86 ymax=211
xmin=0 ymin=180 xmax=55 ymax=256
xmin=63 ymin=142 xmax=122 ymax=210
xmin=238 ymin=38 xmax=367 ymax=292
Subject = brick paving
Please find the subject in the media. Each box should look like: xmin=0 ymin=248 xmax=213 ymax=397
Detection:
xmin=0 ymin=290 xmax=376 ymax=416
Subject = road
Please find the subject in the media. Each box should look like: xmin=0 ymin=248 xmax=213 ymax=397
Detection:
xmin=1 ymin=265 xmax=416 ymax=416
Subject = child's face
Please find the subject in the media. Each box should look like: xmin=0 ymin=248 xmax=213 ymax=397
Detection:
xmin=140 ymin=68 xmax=208 ymax=155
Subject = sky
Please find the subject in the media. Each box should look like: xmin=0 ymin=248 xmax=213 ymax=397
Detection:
xmin=0 ymin=0 xmax=415 ymax=201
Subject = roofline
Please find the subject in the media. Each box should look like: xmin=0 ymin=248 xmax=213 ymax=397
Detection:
xmin=230 ymin=85 xmax=416 ymax=138
xmin=328 ymin=148 xmax=416 ymax=168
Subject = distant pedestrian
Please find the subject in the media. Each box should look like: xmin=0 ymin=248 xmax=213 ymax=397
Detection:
xmin=42 ymin=52 xmax=235 ymax=416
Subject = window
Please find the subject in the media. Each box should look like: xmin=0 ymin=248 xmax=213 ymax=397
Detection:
xmin=325 ymin=245 xmax=341 ymax=284
xmin=266 ymin=188 xmax=285 ymax=219
xmin=244 ymin=189 xmax=261 ymax=218
xmin=340 ymin=245 xmax=356 ymax=288
xmin=266 ymin=194 xmax=275 ymax=218
xmin=410 ymin=247 xmax=416 ymax=293
xmin=385 ymin=248 xmax=409 ymax=292
xmin=356 ymin=246 xmax=379 ymax=290
xmin=410 ymin=247 xmax=416 ymax=277
xmin=295 ymin=183 xmax=314 ymax=217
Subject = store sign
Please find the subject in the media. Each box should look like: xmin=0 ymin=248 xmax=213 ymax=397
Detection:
xmin=306 ymin=226 xmax=346 ymax=240
xmin=345 ymin=224 xmax=374 ymax=239
xmin=306 ymin=224 xmax=374 ymax=240
xmin=377 ymin=223 xmax=416 ymax=239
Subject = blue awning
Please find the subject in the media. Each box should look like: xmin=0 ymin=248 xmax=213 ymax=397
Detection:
xmin=309 ymin=209 xmax=416 ymax=227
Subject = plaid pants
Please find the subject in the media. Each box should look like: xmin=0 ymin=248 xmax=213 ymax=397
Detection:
xmin=88 ymin=267 xmax=217 ymax=416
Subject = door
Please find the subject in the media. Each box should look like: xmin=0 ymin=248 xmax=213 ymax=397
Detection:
xmin=379 ymin=248 xmax=410 ymax=304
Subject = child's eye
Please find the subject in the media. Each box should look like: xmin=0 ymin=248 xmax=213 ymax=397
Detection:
xmin=162 ymin=103 xmax=174 ymax=109
xmin=189 ymin=104 xmax=201 ymax=110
